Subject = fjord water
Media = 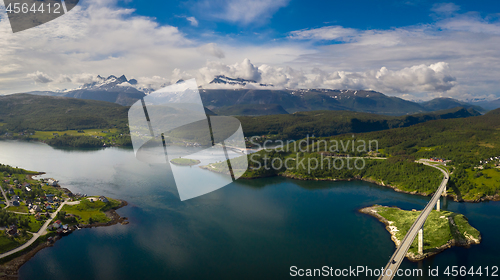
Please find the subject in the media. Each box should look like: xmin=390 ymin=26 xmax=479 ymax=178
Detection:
xmin=0 ymin=140 xmax=499 ymax=279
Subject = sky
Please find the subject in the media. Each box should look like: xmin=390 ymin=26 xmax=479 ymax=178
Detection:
xmin=1 ymin=0 xmax=500 ymax=101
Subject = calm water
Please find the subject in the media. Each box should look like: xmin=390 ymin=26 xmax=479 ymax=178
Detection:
xmin=0 ymin=140 xmax=499 ymax=279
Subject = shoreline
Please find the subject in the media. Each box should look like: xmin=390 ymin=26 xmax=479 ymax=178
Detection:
xmin=236 ymin=170 xmax=500 ymax=203
xmin=359 ymin=205 xmax=481 ymax=262
xmin=0 ymin=177 xmax=129 ymax=279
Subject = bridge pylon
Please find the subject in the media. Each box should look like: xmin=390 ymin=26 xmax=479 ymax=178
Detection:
xmin=418 ymin=228 xmax=423 ymax=255
xmin=436 ymin=198 xmax=440 ymax=211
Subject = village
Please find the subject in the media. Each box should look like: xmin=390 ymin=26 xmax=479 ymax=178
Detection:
xmin=477 ymin=156 xmax=500 ymax=169
xmin=0 ymin=167 xmax=124 ymax=256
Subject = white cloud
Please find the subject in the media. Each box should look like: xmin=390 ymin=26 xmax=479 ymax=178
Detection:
xmin=285 ymin=14 xmax=500 ymax=100
xmin=288 ymin=26 xmax=359 ymax=41
xmin=197 ymin=58 xmax=260 ymax=84
xmin=3 ymin=1 xmax=500 ymax=102
xmin=186 ymin=16 xmax=198 ymax=27
xmin=27 ymin=71 xmax=53 ymax=83
xmin=197 ymin=59 xmax=457 ymax=95
xmin=197 ymin=43 xmax=225 ymax=58
xmin=431 ymin=3 xmax=460 ymax=16
xmin=194 ymin=0 xmax=289 ymax=25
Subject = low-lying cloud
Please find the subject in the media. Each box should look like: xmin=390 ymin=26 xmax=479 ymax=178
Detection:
xmin=196 ymin=59 xmax=457 ymax=95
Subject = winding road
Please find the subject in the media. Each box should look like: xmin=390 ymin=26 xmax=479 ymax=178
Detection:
xmin=378 ymin=161 xmax=449 ymax=280
xmin=0 ymin=199 xmax=80 ymax=259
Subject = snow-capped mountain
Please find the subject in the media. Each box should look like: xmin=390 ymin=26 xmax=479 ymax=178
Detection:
xmin=22 ymin=74 xmax=494 ymax=113
xmin=208 ymin=75 xmax=273 ymax=88
xmin=80 ymin=75 xmax=138 ymax=90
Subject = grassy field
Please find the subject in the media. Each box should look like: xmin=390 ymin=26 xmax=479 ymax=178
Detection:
xmin=62 ymin=197 xmax=121 ymax=224
xmin=41 ymin=185 xmax=67 ymax=198
xmin=417 ymin=146 xmax=440 ymax=153
xmin=373 ymin=206 xmax=480 ymax=255
xmin=468 ymin=168 xmax=500 ymax=189
xmin=25 ymin=215 xmax=44 ymax=232
xmin=0 ymin=231 xmax=33 ymax=254
xmin=170 ymin=158 xmax=201 ymax=166
xmin=31 ymin=128 xmax=118 ymax=140
xmin=7 ymin=205 xmax=29 ymax=213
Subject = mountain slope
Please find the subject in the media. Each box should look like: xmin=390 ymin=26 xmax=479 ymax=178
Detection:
xmin=420 ymin=97 xmax=484 ymax=112
xmin=63 ymin=75 xmax=145 ymax=106
xmin=19 ymin=74 xmax=489 ymax=115
xmin=0 ymin=94 xmax=129 ymax=131
xmin=200 ymin=89 xmax=426 ymax=115
xmin=214 ymin=104 xmax=289 ymax=116
xmin=237 ymin=107 xmax=481 ymax=140
xmin=471 ymin=98 xmax=500 ymax=111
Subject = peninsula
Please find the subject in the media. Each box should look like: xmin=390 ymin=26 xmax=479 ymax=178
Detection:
xmin=0 ymin=163 xmax=128 ymax=279
xmin=360 ymin=205 xmax=481 ymax=261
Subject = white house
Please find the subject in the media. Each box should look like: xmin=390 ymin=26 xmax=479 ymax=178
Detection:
xmin=47 ymin=179 xmax=59 ymax=186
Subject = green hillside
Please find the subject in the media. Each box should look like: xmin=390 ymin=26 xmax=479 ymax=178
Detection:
xmin=0 ymin=93 xmax=129 ymax=132
xmin=214 ymin=104 xmax=289 ymax=116
xmin=238 ymin=107 xmax=480 ymax=140
xmin=218 ymin=109 xmax=500 ymax=201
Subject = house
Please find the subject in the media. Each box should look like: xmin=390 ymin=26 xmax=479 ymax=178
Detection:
xmin=46 ymin=205 xmax=53 ymax=211
xmin=49 ymin=220 xmax=62 ymax=230
xmin=12 ymin=200 xmax=20 ymax=206
xmin=47 ymin=179 xmax=58 ymax=186
xmin=22 ymin=182 xmax=30 ymax=188
xmin=33 ymin=205 xmax=42 ymax=212
xmin=7 ymin=225 xmax=18 ymax=236
xmin=99 ymin=196 xmax=109 ymax=203
xmin=35 ymin=212 xmax=42 ymax=220
xmin=25 ymin=186 xmax=31 ymax=192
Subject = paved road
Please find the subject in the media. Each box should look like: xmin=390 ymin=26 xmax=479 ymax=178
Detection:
xmin=0 ymin=185 xmax=10 ymax=208
xmin=378 ymin=162 xmax=449 ymax=280
xmin=0 ymin=199 xmax=80 ymax=259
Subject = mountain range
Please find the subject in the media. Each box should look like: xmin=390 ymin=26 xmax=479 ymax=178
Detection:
xmin=24 ymin=74 xmax=499 ymax=115
xmin=29 ymin=75 xmax=146 ymax=106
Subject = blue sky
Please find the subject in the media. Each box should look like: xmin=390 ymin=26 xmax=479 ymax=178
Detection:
xmin=1 ymin=0 xmax=500 ymax=101
xmin=118 ymin=0 xmax=500 ymax=41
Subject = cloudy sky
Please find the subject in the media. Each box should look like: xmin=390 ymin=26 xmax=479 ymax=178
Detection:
xmin=1 ymin=0 xmax=500 ymax=101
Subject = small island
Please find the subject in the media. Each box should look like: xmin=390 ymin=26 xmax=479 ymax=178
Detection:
xmin=170 ymin=158 xmax=201 ymax=166
xmin=360 ymin=205 xmax=481 ymax=261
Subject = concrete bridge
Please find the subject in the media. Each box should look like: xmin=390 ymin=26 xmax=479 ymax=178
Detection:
xmin=378 ymin=161 xmax=449 ymax=280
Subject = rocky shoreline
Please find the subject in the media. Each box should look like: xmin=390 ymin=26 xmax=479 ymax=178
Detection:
xmin=0 ymin=198 xmax=128 ymax=280
xmin=359 ymin=205 xmax=481 ymax=262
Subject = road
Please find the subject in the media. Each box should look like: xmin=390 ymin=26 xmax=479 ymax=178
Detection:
xmin=0 ymin=185 xmax=10 ymax=208
xmin=0 ymin=199 xmax=80 ymax=259
xmin=378 ymin=161 xmax=449 ymax=280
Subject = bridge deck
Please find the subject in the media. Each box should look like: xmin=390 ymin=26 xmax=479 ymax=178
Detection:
xmin=378 ymin=162 xmax=449 ymax=280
